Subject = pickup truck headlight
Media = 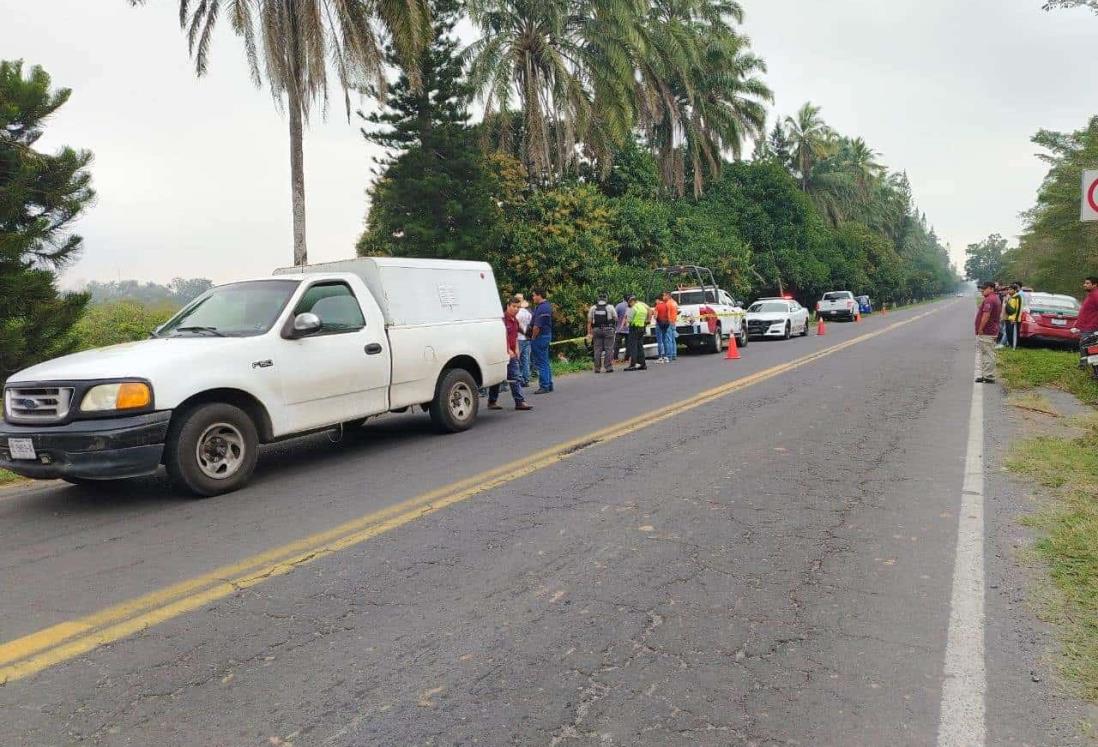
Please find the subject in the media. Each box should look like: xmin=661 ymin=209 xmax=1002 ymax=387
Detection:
xmin=81 ymin=382 xmax=152 ymax=412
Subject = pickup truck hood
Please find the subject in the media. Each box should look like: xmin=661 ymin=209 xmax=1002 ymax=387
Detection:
xmin=7 ymin=338 xmax=247 ymax=384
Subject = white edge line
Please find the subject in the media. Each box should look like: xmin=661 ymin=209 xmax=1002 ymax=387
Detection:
xmin=937 ymin=351 xmax=987 ymax=746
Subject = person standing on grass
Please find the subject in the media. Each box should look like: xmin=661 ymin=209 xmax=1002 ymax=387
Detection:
xmin=587 ymin=292 xmax=618 ymax=373
xmin=530 ymin=288 xmax=554 ymax=394
xmin=488 ymin=297 xmax=533 ymax=411
xmin=998 ymin=284 xmax=1022 ymax=350
xmin=614 ymin=295 xmax=630 ymax=367
xmin=975 ymin=280 xmax=1002 ymax=384
xmin=515 ymin=294 xmax=532 ymax=387
xmin=624 ymin=294 xmax=652 ymax=372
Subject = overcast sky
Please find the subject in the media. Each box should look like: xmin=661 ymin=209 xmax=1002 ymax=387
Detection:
xmin=2 ymin=0 xmax=1095 ymax=288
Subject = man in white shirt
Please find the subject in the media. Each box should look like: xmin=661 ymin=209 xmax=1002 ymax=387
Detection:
xmin=515 ymin=293 xmax=533 ymax=387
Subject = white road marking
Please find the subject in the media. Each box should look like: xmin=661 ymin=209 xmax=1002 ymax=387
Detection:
xmin=937 ymin=353 xmax=987 ymax=746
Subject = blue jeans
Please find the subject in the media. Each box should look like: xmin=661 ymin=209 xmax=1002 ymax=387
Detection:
xmin=662 ymin=325 xmax=677 ymax=360
xmin=518 ymin=339 xmax=532 ymax=384
xmin=531 ymin=335 xmax=553 ymax=390
xmin=657 ymin=322 xmax=676 ymax=359
xmin=489 ymin=358 xmax=525 ymax=404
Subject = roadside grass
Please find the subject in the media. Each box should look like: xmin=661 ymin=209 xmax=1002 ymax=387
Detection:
xmin=0 ymin=468 xmax=23 ymax=486
xmin=998 ymin=347 xmax=1098 ymax=407
xmin=1002 ymin=345 xmax=1098 ymax=701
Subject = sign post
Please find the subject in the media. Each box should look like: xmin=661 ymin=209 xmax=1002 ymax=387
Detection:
xmin=1083 ymin=170 xmax=1098 ymax=222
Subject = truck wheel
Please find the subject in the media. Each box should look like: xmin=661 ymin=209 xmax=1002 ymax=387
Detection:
xmin=737 ymin=325 xmax=749 ymax=348
xmin=709 ymin=330 xmax=723 ymax=354
xmin=165 ymin=403 xmax=259 ymax=497
xmin=430 ymin=368 xmax=479 ymax=433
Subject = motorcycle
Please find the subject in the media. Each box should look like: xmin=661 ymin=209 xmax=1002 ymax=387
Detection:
xmin=1081 ymin=331 xmax=1098 ymax=380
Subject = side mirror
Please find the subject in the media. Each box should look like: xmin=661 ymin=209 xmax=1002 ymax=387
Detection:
xmin=292 ymin=312 xmax=322 ymax=338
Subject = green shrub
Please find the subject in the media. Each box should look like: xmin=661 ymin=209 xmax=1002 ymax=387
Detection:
xmin=72 ymin=301 xmax=177 ymax=351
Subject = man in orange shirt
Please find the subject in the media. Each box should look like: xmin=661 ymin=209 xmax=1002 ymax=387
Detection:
xmin=655 ymin=290 xmax=679 ymax=363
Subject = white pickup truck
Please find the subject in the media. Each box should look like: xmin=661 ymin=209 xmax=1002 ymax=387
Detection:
xmin=659 ymin=265 xmax=747 ymax=353
xmin=816 ymin=290 xmax=860 ymax=322
xmin=0 ymin=258 xmax=507 ymax=496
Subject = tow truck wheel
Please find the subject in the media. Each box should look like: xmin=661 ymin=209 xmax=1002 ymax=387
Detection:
xmin=430 ymin=367 xmax=479 ymax=433
xmin=165 ymin=402 xmax=259 ymax=497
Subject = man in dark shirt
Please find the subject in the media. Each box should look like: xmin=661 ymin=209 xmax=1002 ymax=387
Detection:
xmin=975 ymin=280 xmax=1002 ymax=383
xmin=488 ymin=296 xmax=532 ymax=411
xmin=530 ymin=288 xmax=554 ymax=394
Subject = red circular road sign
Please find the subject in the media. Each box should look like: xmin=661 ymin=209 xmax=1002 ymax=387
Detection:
xmin=1089 ymin=176 xmax=1098 ymax=214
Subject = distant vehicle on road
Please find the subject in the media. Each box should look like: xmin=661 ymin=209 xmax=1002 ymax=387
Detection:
xmin=816 ymin=291 xmax=859 ymax=322
xmin=856 ymin=295 xmax=873 ymax=314
xmin=659 ymin=265 xmax=748 ymax=353
xmin=1019 ymin=292 xmax=1081 ymax=346
xmin=1 ymin=258 xmax=508 ymax=496
xmin=746 ymin=298 xmax=810 ymax=339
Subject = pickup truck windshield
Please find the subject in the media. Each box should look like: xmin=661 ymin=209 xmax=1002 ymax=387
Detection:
xmin=672 ymin=290 xmax=717 ymax=305
xmin=749 ymin=302 xmax=788 ymax=313
xmin=158 ymin=280 xmax=300 ymax=337
xmin=823 ymin=292 xmax=853 ymax=301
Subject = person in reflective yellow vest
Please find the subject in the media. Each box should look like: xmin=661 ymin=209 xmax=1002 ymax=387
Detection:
xmin=625 ymin=295 xmax=652 ymax=372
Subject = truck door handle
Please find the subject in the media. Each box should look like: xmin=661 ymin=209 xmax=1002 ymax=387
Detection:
xmin=364 ymin=343 xmax=383 ymax=355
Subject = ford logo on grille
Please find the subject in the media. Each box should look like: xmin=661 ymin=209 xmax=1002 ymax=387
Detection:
xmin=16 ymin=398 xmax=39 ymax=410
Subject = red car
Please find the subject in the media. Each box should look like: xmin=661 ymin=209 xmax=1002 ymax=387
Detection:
xmin=1018 ymin=292 xmax=1081 ymax=346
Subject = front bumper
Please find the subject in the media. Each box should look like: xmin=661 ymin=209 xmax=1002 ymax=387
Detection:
xmin=747 ymin=320 xmax=788 ymax=337
xmin=0 ymin=411 xmax=171 ymax=480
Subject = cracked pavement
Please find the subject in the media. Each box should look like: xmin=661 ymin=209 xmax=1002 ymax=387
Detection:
xmin=0 ymin=302 xmax=1089 ymax=745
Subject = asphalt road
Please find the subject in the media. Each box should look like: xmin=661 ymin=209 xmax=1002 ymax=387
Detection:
xmin=0 ymin=300 xmax=1087 ymax=745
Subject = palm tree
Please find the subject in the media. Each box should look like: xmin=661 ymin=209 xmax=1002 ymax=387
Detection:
xmin=784 ymin=102 xmax=832 ymax=192
xmin=131 ymin=0 xmax=430 ymax=266
xmin=464 ymin=0 xmax=639 ymax=183
xmin=636 ymin=0 xmax=771 ymax=197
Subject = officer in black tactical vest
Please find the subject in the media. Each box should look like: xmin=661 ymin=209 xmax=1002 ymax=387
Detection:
xmin=586 ymin=291 xmax=619 ymax=374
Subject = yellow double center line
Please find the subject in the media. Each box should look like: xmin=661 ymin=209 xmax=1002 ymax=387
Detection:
xmin=0 ymin=306 xmax=943 ymax=684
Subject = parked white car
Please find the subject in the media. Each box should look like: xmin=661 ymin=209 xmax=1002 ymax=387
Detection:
xmin=1 ymin=258 xmax=507 ymax=496
xmin=745 ymin=298 xmax=810 ymax=339
xmin=816 ymin=290 xmax=860 ymax=322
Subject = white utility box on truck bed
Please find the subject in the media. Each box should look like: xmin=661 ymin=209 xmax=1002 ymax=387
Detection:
xmin=1 ymin=258 xmax=507 ymax=496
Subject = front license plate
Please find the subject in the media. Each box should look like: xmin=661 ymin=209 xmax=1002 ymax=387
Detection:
xmin=8 ymin=438 xmax=36 ymax=460
xmin=1052 ymin=319 xmax=1068 ymax=327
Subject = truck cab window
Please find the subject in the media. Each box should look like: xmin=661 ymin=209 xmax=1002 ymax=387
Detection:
xmin=294 ymin=283 xmax=365 ymax=333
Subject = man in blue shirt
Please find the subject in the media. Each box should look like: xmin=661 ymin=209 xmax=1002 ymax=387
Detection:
xmin=530 ymin=288 xmax=554 ymax=394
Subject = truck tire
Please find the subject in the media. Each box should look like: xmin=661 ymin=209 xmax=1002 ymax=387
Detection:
xmin=708 ymin=329 xmax=723 ymax=354
xmin=737 ymin=324 xmax=749 ymax=348
xmin=165 ymin=402 xmax=259 ymax=497
xmin=429 ymin=368 xmax=479 ymax=433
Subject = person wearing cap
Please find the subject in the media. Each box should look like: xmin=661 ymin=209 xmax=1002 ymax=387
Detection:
xmin=624 ymin=294 xmax=652 ymax=372
xmin=587 ymin=292 xmax=618 ymax=373
xmin=975 ymin=280 xmax=1002 ymax=383
xmin=514 ymin=293 xmax=532 ymax=387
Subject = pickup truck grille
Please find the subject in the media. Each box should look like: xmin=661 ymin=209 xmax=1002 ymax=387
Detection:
xmin=4 ymin=386 xmax=75 ymax=423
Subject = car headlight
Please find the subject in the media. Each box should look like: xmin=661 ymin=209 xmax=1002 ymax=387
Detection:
xmin=81 ymin=382 xmax=152 ymax=412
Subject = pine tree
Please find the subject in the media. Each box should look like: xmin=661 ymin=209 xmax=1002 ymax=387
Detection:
xmin=359 ymin=0 xmax=471 ymax=152
xmin=358 ymin=0 xmax=501 ymax=261
xmin=0 ymin=60 xmax=92 ymax=382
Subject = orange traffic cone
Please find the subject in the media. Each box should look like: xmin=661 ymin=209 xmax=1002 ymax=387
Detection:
xmin=816 ymin=317 xmax=826 ymax=336
xmin=855 ymin=312 xmax=862 ymax=323
xmin=724 ymin=333 xmax=740 ymax=360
